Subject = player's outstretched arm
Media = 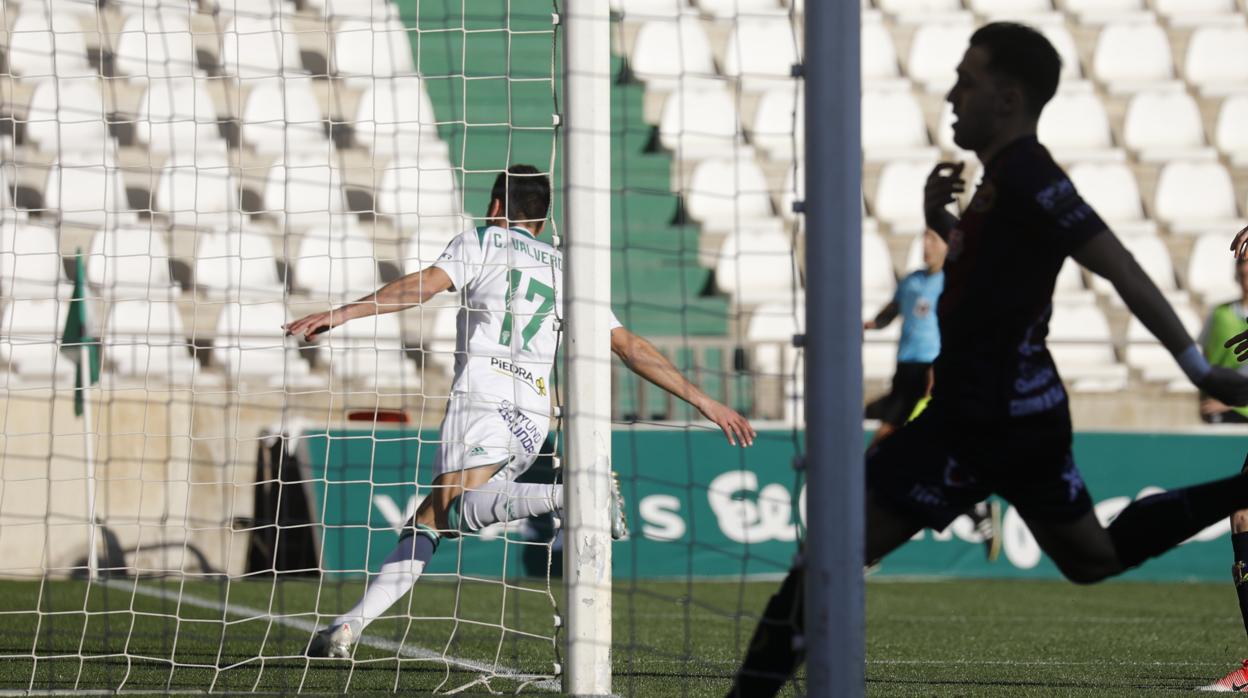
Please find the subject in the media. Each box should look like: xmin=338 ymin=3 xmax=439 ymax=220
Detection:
xmin=1074 ymin=230 xmax=1248 ymax=406
xmin=610 ymin=326 xmax=756 ymax=447
xmin=283 ymin=266 xmax=454 ymax=341
xmin=864 ymin=301 xmax=899 ymax=331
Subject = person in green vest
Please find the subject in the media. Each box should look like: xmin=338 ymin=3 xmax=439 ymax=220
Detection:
xmin=1199 ymin=257 xmax=1248 ymax=424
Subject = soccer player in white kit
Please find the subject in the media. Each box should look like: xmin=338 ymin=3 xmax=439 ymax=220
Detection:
xmin=287 ymin=165 xmax=755 ymax=658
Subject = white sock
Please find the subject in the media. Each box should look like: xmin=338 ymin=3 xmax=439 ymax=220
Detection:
xmin=457 ymin=471 xmax=563 ymax=533
xmin=333 ymin=533 xmax=436 ymax=636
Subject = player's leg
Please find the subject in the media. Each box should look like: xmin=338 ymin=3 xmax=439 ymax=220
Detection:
xmin=726 ymin=560 xmax=804 ymax=698
xmin=1200 ymin=509 xmax=1248 ymax=691
xmin=454 ymin=463 xmax=628 ymax=539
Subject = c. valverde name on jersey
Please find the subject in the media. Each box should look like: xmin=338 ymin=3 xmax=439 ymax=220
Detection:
xmin=489 ymin=357 xmax=547 ymax=396
xmin=485 ymin=229 xmax=563 ymax=270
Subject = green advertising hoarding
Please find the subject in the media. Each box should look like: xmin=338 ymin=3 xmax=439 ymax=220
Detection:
xmin=298 ymin=427 xmax=1248 ymax=582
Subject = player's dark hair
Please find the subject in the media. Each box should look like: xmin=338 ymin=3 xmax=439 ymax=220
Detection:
xmin=490 ymin=164 xmax=550 ymax=225
xmin=969 ymin=22 xmax=1062 ymax=119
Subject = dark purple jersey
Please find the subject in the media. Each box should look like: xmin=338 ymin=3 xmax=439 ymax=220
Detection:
xmin=932 ymin=136 xmax=1108 ymax=420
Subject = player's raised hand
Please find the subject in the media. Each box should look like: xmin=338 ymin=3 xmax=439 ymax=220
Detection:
xmin=284 ymin=308 xmax=347 ymax=341
xmin=1231 ymin=224 xmax=1248 ymax=260
xmin=924 ymin=162 xmax=965 ymax=234
xmin=698 ymin=399 xmax=756 ymax=448
xmin=1198 ymin=365 xmax=1248 ymax=407
xmin=1224 ymin=329 xmax=1248 ymax=363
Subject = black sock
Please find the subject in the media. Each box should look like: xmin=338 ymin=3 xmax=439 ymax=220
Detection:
xmin=1108 ymin=475 xmax=1248 ymax=570
xmin=727 ymin=565 xmax=805 ymax=698
xmin=1232 ymin=532 xmax=1248 ymax=640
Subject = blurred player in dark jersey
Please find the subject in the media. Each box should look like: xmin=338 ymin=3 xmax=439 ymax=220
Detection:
xmin=728 ymin=23 xmax=1248 ymax=697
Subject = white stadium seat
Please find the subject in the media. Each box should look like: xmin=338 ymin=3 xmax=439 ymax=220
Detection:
xmin=862 ymin=88 xmax=935 ymax=162
xmin=906 ymin=16 xmax=974 ymax=93
xmin=155 ymin=157 xmax=238 ymax=229
xmin=1047 ymin=302 xmax=1128 ymax=391
xmin=7 ymin=8 xmax=95 ymax=79
xmin=697 ymin=0 xmax=785 ymax=17
xmin=862 ymin=228 xmax=896 ymax=305
xmin=780 ymin=162 xmax=804 ymax=223
xmin=240 ymin=78 xmax=327 ymax=156
xmin=0 ymin=298 xmax=74 ymax=381
xmin=318 ymin=313 xmax=419 ymax=386
xmin=746 ymin=302 xmax=806 ymax=381
xmin=1092 ymin=19 xmax=1174 ymax=92
xmin=610 ymin=0 xmax=686 ymax=18
xmin=214 ymin=302 xmax=309 ymax=383
xmin=1188 ymin=232 xmax=1241 ymax=302
xmin=685 ymin=157 xmax=773 ymax=231
xmin=376 ymin=163 xmax=463 ymax=234
xmin=1035 ymin=18 xmax=1082 ymax=80
xmin=353 ymin=77 xmax=439 ymax=148
xmin=221 ymin=13 xmax=304 ymax=79
xmin=658 ymin=85 xmax=742 ymax=159
xmin=873 ymin=159 xmax=936 ymax=235
xmin=1185 ymin=27 xmax=1248 ymax=95
xmin=861 ymin=14 xmax=900 ymax=83
xmin=1216 ymin=95 xmax=1248 ymax=167
xmin=24 ymin=78 xmax=112 ymax=161
xmin=878 ymin=0 xmax=960 ymax=14
xmin=630 ymin=16 xmax=717 ymax=88
xmin=136 ymin=77 xmax=227 ymax=163
xmin=1090 ymin=233 xmax=1178 ymax=296
xmin=1054 ymin=259 xmax=1092 ymax=302
xmin=1153 ymin=161 xmax=1240 ymax=234
xmin=0 ymin=222 xmax=64 ymax=297
xmin=1067 ymin=162 xmax=1152 ymax=232
xmin=295 ymin=232 xmax=380 ymax=302
xmin=332 ymin=19 xmax=415 ymax=82
xmin=104 ymin=299 xmax=198 ymax=381
xmin=1064 ymin=0 xmax=1145 ymax=20
xmin=1036 ymin=84 xmax=1116 ymax=159
xmin=752 ymin=88 xmax=804 ymax=160
xmin=1121 ymin=90 xmax=1209 ymax=162
xmin=1125 ymin=306 xmax=1202 ymax=388
xmin=967 ymin=0 xmax=1051 ymax=14
xmin=114 ymin=11 xmax=200 ymax=79
xmin=714 ymin=223 xmax=797 ymax=303
xmin=316 ymin=0 xmax=394 ymax=20
xmin=44 ymin=165 xmax=131 ymax=228
xmin=195 ymin=230 xmax=285 ymax=300
xmin=86 ymin=226 xmax=178 ymax=300
xmin=262 ymin=158 xmax=348 ymax=232
xmin=722 ymin=14 xmax=799 ymax=90
xmin=1155 ymin=0 xmax=1237 ymax=25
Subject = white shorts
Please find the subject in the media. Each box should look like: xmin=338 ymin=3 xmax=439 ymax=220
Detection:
xmin=432 ymin=392 xmax=551 ymax=479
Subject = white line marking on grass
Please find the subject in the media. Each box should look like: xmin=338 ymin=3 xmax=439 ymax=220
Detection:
xmin=112 ymin=581 xmax=561 ymax=693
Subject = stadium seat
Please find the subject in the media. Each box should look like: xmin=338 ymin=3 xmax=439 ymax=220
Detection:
xmin=685 ymin=157 xmax=774 ymax=231
xmin=862 ymin=88 xmax=935 ymax=162
xmin=657 ymin=85 xmax=742 ymax=159
xmin=745 ymin=301 xmax=805 ymax=379
xmin=294 ymin=231 xmax=381 ymax=302
xmin=1054 ymin=259 xmax=1093 ymax=303
xmin=315 ymin=0 xmax=395 ymax=21
xmin=332 ymin=19 xmax=416 ymax=82
xmin=696 ymin=0 xmax=787 ymax=17
xmin=1066 ymin=163 xmax=1153 ymax=234
xmin=221 ymin=13 xmax=304 ymax=79
xmin=861 ymin=13 xmax=901 ymax=83
xmin=1155 ymin=0 xmax=1238 ymax=25
xmin=714 ymin=223 xmax=798 ymax=303
xmin=906 ymin=16 xmax=974 ymax=93
xmin=967 ymin=0 xmax=1052 ymax=14
xmin=1184 ymin=26 xmax=1248 ymax=95
xmin=24 ymin=78 xmax=112 ymax=162
xmin=873 ymin=158 xmax=936 ymax=235
xmin=722 ymin=13 xmax=799 ymax=90
xmin=0 ymin=222 xmax=65 ymax=298
xmin=1121 ymin=90 xmax=1210 ymax=162
xmin=0 ymin=298 xmax=74 ymax=381
xmin=1091 ymin=19 xmax=1174 ymax=93
xmin=114 ymin=11 xmax=201 ymax=79
xmin=1089 ymin=233 xmax=1179 ymax=296
xmin=1188 ymin=231 xmax=1241 ymax=302
xmin=44 ymin=165 xmax=132 ymax=228
xmin=240 ymin=78 xmax=327 ymax=156
xmin=318 ymin=313 xmax=419 ymax=387
xmin=7 ymin=8 xmax=96 ymax=79
xmin=629 ymin=16 xmax=717 ymax=89
xmin=862 ymin=228 xmax=895 ymax=306
xmin=1216 ymin=95 xmax=1248 ymax=167
xmin=103 ymin=299 xmax=198 ymax=381
xmin=1153 ymin=161 xmax=1240 ymax=234
xmin=137 ymin=78 xmax=227 ymax=164
xmin=610 ymin=0 xmax=686 ymax=18
xmin=376 ymin=162 xmax=463 ymax=234
xmin=262 ymin=157 xmax=348 ymax=232
xmin=1125 ymin=306 xmax=1202 ymax=388
xmin=155 ymin=156 xmax=237 ymax=228
xmin=877 ymin=0 xmax=961 ymax=14
xmin=195 ymin=230 xmax=285 ymax=300
xmin=752 ymin=87 xmax=804 ymax=160
xmin=1064 ymin=0 xmax=1145 ymax=20
xmin=1047 ymin=302 xmax=1128 ymax=391
xmin=1031 ymin=17 xmax=1082 ymax=80
xmin=1036 ymin=83 xmax=1117 ymax=160
xmin=86 ymin=226 xmax=179 ymax=301
xmin=353 ymin=77 xmax=440 ymax=148
xmin=214 ymin=301 xmax=309 ymax=383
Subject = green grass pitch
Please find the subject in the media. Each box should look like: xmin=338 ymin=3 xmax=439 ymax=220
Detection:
xmin=0 ymin=577 xmax=1243 ymax=695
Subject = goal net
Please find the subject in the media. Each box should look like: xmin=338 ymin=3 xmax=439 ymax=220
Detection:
xmin=0 ymin=0 xmax=807 ymax=694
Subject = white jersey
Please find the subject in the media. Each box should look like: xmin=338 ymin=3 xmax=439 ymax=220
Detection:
xmin=433 ymin=225 xmax=563 ymax=416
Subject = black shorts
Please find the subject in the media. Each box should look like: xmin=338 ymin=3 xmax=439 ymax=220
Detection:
xmin=878 ymin=362 xmax=931 ymax=427
xmin=866 ymin=404 xmax=1093 ymax=530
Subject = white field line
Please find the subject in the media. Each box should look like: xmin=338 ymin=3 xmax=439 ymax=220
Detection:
xmin=112 ymin=581 xmax=562 ymax=693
